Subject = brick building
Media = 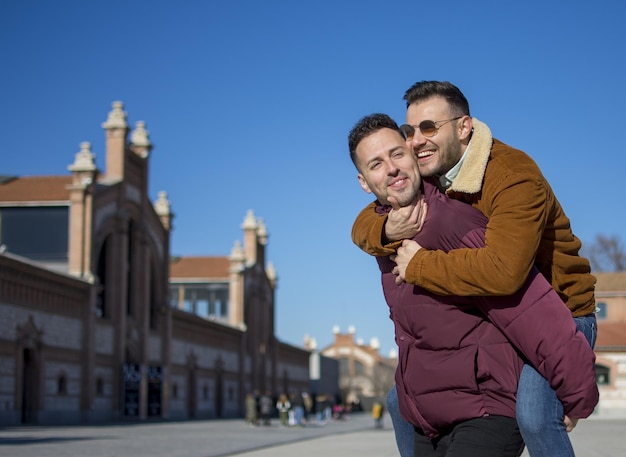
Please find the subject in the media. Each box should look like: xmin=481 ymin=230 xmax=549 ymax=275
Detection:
xmin=0 ymin=102 xmax=315 ymax=425
xmin=319 ymin=326 xmax=396 ymax=410
xmin=594 ymin=271 xmax=626 ymax=417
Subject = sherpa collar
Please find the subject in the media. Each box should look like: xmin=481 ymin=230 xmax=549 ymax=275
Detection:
xmin=447 ymin=118 xmax=492 ymax=195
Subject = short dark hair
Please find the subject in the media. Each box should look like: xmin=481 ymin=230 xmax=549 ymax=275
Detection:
xmin=403 ymin=81 xmax=470 ymax=117
xmin=348 ymin=113 xmax=399 ymax=166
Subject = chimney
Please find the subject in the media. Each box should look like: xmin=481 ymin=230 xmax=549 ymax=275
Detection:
xmin=130 ymin=120 xmax=152 ymax=158
xmin=66 ymin=142 xmax=99 ymax=278
xmin=241 ymin=210 xmax=257 ymax=266
xmin=228 ymin=240 xmax=245 ymax=326
xmin=101 ymin=101 xmax=129 ymax=182
xmin=153 ymin=191 xmax=173 ymax=231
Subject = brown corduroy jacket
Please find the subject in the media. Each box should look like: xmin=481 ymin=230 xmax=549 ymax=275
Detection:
xmin=351 ymin=118 xmax=596 ymax=316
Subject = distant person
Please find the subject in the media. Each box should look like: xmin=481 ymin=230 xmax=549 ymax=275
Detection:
xmin=372 ymin=400 xmax=384 ymax=429
xmin=245 ymin=392 xmax=258 ymax=427
xmin=352 ymin=81 xmax=598 ymax=457
xmin=276 ymin=393 xmax=291 ymax=427
xmin=315 ymin=393 xmax=332 ymax=425
xmin=348 ymin=113 xmax=598 ymax=457
xmin=302 ymin=391 xmax=313 ymax=423
xmin=314 ymin=394 xmax=323 ymax=425
xmin=259 ymin=391 xmax=273 ymax=426
xmin=332 ymin=402 xmax=346 ymax=420
xmin=290 ymin=391 xmax=305 ymax=426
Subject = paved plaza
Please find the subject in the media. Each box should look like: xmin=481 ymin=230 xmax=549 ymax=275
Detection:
xmin=0 ymin=413 xmax=624 ymax=457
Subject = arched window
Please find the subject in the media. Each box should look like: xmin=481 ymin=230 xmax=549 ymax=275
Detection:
xmin=149 ymin=260 xmax=159 ymax=330
xmin=126 ymin=220 xmax=135 ymax=317
xmin=95 ymin=236 xmax=111 ymax=318
xmin=337 ymin=358 xmax=349 ymax=375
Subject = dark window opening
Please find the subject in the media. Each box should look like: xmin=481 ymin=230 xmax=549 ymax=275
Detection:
xmin=96 ymin=377 xmax=104 ymax=395
xmin=0 ymin=206 xmax=69 ymax=262
xmin=57 ymin=374 xmax=68 ymax=395
xmin=596 ymin=365 xmax=610 ymax=385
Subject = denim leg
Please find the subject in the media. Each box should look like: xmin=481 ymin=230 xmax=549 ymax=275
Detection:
xmin=387 ymin=385 xmax=415 ymax=457
xmin=516 ymin=314 xmax=596 ymax=457
xmin=294 ymin=406 xmax=304 ymax=426
xmin=516 ymin=363 xmax=573 ymax=457
xmin=573 ymin=314 xmax=597 ymax=349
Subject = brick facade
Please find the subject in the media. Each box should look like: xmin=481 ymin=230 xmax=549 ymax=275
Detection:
xmin=0 ymin=101 xmax=318 ymax=425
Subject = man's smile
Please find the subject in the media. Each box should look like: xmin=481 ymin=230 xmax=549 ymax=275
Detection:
xmin=388 ymin=177 xmax=408 ymax=188
xmin=416 ymin=148 xmax=435 ymax=159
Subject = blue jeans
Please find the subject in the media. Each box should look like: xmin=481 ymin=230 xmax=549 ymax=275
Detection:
xmin=387 ymin=384 xmax=415 ymax=457
xmin=387 ymin=314 xmax=597 ymax=457
xmin=516 ymin=314 xmax=596 ymax=457
xmin=293 ymin=405 xmax=304 ymax=426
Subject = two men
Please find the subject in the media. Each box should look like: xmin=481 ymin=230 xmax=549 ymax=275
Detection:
xmin=348 ymin=108 xmax=598 ymax=456
xmin=351 ymin=81 xmax=598 ymax=457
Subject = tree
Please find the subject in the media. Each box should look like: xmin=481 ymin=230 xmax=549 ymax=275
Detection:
xmin=583 ymin=234 xmax=626 ymax=272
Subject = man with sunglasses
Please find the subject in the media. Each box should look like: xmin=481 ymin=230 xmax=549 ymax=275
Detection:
xmin=348 ymin=113 xmax=597 ymax=457
xmin=352 ymin=81 xmax=597 ymax=457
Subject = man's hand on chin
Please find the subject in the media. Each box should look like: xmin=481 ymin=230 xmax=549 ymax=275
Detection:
xmin=383 ymin=194 xmax=428 ymax=243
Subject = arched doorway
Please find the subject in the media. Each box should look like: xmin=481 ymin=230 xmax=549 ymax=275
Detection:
xmin=17 ymin=316 xmax=42 ymax=424
xmin=186 ymin=353 xmax=198 ymax=419
xmin=215 ymin=358 xmax=224 ymax=418
xmin=187 ymin=367 xmax=197 ymax=419
xmin=21 ymin=347 xmax=38 ymax=423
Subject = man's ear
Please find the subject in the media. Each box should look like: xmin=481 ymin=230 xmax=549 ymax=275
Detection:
xmin=459 ymin=116 xmax=473 ymax=142
xmin=357 ymin=173 xmax=372 ymax=194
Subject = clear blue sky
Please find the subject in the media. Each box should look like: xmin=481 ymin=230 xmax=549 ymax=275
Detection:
xmin=2 ymin=1 xmax=625 ymax=357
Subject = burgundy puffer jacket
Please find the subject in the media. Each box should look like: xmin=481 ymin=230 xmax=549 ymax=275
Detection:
xmin=377 ymin=179 xmax=598 ymax=439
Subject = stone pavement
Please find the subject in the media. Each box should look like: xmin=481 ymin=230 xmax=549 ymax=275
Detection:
xmin=0 ymin=412 xmax=624 ymax=457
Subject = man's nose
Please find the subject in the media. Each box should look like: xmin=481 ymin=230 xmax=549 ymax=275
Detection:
xmin=385 ymin=161 xmax=400 ymax=175
xmin=409 ymin=132 xmax=427 ymax=148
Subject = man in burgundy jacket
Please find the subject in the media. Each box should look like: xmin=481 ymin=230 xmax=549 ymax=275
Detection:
xmin=348 ymin=113 xmax=598 ymax=457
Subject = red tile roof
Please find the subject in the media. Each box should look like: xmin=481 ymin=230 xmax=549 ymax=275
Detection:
xmin=0 ymin=176 xmax=72 ymax=203
xmin=170 ymin=256 xmax=230 ymax=279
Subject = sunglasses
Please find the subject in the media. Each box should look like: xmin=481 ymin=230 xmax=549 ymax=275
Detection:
xmin=399 ymin=116 xmax=463 ymax=141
